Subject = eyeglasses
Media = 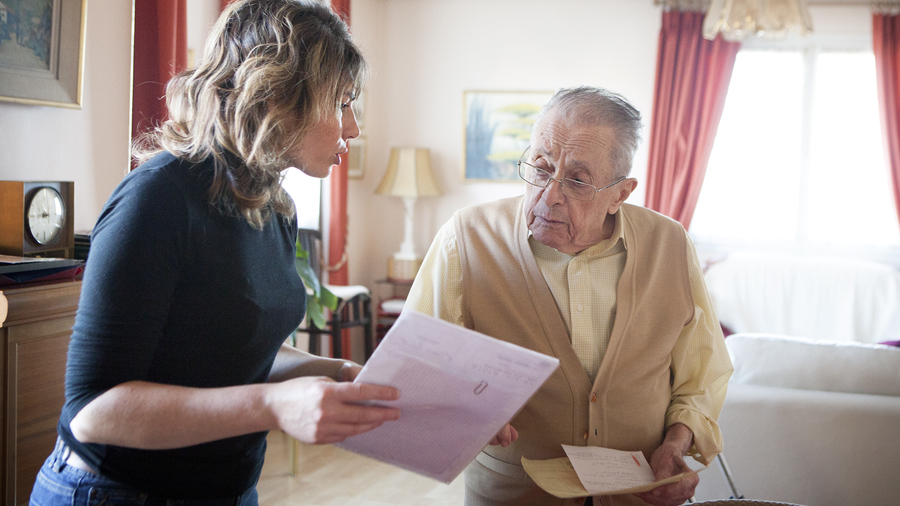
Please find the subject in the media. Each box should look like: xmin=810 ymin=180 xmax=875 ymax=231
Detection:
xmin=517 ymin=147 xmax=626 ymax=202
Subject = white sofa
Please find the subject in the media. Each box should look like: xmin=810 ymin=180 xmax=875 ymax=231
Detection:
xmin=691 ymin=253 xmax=900 ymax=505
xmin=693 ymin=334 xmax=900 ymax=506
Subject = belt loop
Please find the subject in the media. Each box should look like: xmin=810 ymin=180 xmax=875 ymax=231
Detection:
xmin=50 ymin=437 xmax=68 ymax=472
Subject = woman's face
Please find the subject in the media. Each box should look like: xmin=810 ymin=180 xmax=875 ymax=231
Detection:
xmin=290 ymin=91 xmax=360 ymax=178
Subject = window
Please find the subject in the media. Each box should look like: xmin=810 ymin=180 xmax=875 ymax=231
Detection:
xmin=281 ymin=167 xmax=322 ymax=232
xmin=690 ymin=38 xmax=900 ymax=263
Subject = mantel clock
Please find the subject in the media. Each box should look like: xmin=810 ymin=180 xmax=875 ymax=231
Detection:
xmin=0 ymin=181 xmax=75 ymax=259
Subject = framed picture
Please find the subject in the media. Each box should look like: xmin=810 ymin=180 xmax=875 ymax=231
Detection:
xmin=348 ymin=136 xmax=366 ymax=179
xmin=352 ymin=89 xmax=366 ymax=129
xmin=463 ymin=90 xmax=553 ymax=182
xmin=0 ymin=0 xmax=86 ymax=108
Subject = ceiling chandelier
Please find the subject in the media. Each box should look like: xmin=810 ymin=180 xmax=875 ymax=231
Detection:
xmin=702 ymin=0 xmax=814 ymax=41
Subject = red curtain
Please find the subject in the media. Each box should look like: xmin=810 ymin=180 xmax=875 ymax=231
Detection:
xmin=328 ymin=0 xmax=352 ymax=359
xmin=327 ymin=0 xmax=351 ymax=291
xmin=644 ymin=10 xmax=740 ymax=230
xmin=131 ymin=0 xmax=188 ymax=148
xmin=873 ymin=13 xmax=900 ymax=229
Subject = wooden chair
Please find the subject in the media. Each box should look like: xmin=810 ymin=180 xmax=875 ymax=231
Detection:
xmin=292 ymin=229 xmax=376 ymax=360
xmin=296 ymin=284 xmax=375 ymax=359
xmin=375 ymin=297 xmax=405 ymax=343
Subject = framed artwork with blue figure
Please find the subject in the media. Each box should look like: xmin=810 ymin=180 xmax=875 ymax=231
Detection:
xmin=0 ymin=0 xmax=86 ymax=108
xmin=463 ymin=90 xmax=552 ymax=182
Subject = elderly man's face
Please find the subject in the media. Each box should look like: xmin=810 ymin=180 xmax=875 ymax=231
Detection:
xmin=524 ymin=111 xmax=636 ymax=255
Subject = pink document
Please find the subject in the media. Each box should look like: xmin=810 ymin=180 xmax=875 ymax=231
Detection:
xmin=336 ymin=310 xmax=559 ymax=483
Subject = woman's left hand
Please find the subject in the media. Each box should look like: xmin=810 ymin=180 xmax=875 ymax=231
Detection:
xmin=337 ymin=361 xmax=362 ymax=382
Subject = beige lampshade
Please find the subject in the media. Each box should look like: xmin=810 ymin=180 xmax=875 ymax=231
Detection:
xmin=375 ymin=148 xmax=442 ymax=198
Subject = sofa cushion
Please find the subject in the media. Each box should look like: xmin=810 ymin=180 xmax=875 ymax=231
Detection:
xmin=727 ymin=333 xmax=900 ymax=397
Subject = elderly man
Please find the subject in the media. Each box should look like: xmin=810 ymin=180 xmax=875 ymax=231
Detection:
xmin=405 ymin=86 xmax=733 ymax=506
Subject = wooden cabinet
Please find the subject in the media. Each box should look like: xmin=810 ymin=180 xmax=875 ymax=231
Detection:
xmin=0 ymin=280 xmax=80 ymax=505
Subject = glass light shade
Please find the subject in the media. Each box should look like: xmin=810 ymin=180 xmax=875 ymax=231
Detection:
xmin=702 ymin=0 xmax=813 ymax=42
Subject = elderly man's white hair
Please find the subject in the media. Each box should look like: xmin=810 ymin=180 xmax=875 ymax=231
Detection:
xmin=535 ymin=86 xmax=643 ymax=178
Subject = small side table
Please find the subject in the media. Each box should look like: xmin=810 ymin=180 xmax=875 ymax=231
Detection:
xmin=374 ymin=279 xmax=412 ymax=342
xmin=375 ymin=278 xmax=413 ymax=299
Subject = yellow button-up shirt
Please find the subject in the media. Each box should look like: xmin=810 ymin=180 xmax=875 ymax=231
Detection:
xmin=407 ymin=210 xmax=730 ymax=461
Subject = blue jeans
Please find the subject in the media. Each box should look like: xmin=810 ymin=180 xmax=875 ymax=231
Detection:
xmin=29 ymin=438 xmax=258 ymax=506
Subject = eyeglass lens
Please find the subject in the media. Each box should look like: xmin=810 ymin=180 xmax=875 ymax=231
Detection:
xmin=519 ymin=161 xmax=597 ymax=201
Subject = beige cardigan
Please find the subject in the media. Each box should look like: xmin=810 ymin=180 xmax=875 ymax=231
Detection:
xmin=455 ymin=198 xmax=695 ymax=506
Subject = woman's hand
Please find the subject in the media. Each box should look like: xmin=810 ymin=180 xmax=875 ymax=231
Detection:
xmin=266 ymin=376 xmax=400 ymax=445
xmin=337 ymin=361 xmax=362 ymax=382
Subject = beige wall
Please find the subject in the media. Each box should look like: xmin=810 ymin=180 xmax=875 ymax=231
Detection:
xmin=348 ymin=0 xmax=662 ymax=292
xmin=346 ymin=1 xmax=873 ymax=293
xmin=0 ymin=0 xmax=133 ymax=234
xmin=0 ymin=0 xmax=873 ymax=294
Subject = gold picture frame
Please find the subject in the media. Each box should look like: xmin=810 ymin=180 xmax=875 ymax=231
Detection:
xmin=0 ymin=0 xmax=87 ymax=108
xmin=348 ymin=136 xmax=366 ymax=179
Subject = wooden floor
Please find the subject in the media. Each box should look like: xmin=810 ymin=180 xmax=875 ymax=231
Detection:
xmin=257 ymin=430 xmax=466 ymax=505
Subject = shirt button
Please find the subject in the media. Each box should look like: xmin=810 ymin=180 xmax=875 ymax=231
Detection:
xmin=577 ymin=304 xmax=584 ymax=312
xmin=591 ymin=393 xmax=597 ymax=403
xmin=583 ymin=431 xmax=589 ymax=440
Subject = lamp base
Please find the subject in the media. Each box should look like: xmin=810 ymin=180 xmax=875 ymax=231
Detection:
xmin=388 ymin=257 xmax=422 ymax=282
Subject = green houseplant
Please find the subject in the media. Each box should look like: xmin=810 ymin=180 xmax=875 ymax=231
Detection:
xmin=295 ymin=239 xmax=338 ymax=328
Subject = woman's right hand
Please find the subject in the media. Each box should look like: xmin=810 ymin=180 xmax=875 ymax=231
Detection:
xmin=266 ymin=376 xmax=400 ymax=445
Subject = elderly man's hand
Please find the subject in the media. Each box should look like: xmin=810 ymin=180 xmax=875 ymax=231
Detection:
xmin=487 ymin=423 xmax=518 ymax=447
xmin=633 ymin=423 xmax=699 ymax=506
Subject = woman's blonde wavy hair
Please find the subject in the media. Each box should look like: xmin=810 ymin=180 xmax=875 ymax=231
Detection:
xmin=133 ymin=0 xmax=368 ymax=228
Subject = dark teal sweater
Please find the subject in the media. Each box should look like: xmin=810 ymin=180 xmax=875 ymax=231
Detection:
xmin=58 ymin=152 xmax=305 ymax=499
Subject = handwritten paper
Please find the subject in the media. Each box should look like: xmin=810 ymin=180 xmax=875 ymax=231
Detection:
xmin=563 ymin=445 xmax=656 ymax=494
xmin=336 ymin=310 xmax=560 ymax=483
xmin=522 ymin=447 xmax=702 ymax=498
xmin=521 ymin=456 xmax=593 ymax=498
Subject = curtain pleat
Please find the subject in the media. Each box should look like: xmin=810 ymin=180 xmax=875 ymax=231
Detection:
xmin=328 ymin=0 xmax=352 ymax=359
xmin=644 ymin=10 xmax=740 ymax=230
xmin=131 ymin=0 xmax=188 ymax=152
xmin=328 ymin=0 xmax=351 ymax=289
xmin=873 ymin=13 xmax=900 ymax=230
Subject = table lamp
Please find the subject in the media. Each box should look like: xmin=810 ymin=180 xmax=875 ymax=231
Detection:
xmin=375 ymin=147 xmax=442 ymax=281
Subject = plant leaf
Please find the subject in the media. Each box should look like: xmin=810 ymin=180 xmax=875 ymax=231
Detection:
xmin=319 ymin=284 xmax=338 ymax=310
xmin=295 ymin=257 xmax=322 ymax=295
xmin=295 ymin=237 xmax=338 ymax=328
xmin=306 ymin=293 xmax=327 ymax=329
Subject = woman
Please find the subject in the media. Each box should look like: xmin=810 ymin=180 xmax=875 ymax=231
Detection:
xmin=30 ymin=1 xmax=399 ymax=504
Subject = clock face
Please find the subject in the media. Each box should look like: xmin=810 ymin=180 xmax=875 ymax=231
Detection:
xmin=27 ymin=187 xmax=66 ymax=245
